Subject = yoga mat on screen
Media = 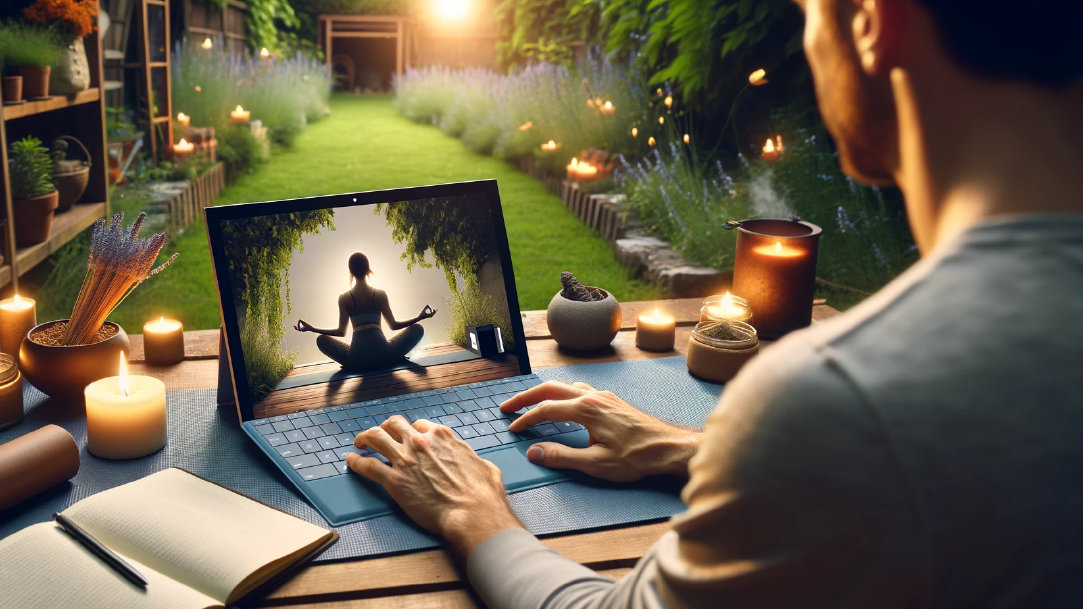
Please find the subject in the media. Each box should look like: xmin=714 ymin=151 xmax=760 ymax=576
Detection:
xmin=0 ymin=355 xmax=722 ymax=562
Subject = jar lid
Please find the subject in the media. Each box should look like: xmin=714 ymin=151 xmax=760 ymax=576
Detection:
xmin=0 ymin=353 xmax=17 ymax=384
xmin=692 ymin=320 xmax=758 ymax=350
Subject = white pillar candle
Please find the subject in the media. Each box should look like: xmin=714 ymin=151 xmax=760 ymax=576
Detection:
xmin=85 ymin=353 xmax=166 ymax=459
xmin=635 ymin=308 xmax=676 ymax=352
xmin=143 ymin=317 xmax=184 ymax=366
xmin=0 ymin=295 xmax=36 ymax=356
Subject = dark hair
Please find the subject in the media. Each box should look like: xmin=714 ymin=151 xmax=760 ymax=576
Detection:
xmin=348 ymin=252 xmax=371 ymax=278
xmin=914 ymin=1 xmax=1083 ymax=87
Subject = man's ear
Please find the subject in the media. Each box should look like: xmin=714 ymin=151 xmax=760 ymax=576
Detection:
xmin=852 ymin=0 xmax=904 ymax=74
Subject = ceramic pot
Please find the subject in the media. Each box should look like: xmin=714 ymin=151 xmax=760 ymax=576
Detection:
xmin=14 ymin=66 xmax=50 ymax=99
xmin=19 ymin=320 xmax=130 ymax=400
xmin=546 ymin=287 xmax=622 ymax=351
xmin=50 ymin=37 xmax=90 ymax=95
xmin=685 ymin=321 xmax=759 ymax=384
xmin=13 ymin=190 xmax=59 ymax=246
xmin=1 ymin=76 xmax=22 ymax=104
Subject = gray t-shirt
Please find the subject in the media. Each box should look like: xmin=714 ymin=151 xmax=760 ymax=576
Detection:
xmin=467 ymin=216 xmax=1083 ymax=608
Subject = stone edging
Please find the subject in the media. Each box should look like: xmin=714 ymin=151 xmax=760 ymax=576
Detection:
xmin=144 ymin=163 xmax=227 ymax=231
xmin=517 ymin=157 xmax=728 ymax=297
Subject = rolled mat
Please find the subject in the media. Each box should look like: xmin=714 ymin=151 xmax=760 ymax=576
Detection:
xmin=0 ymin=424 xmax=80 ymax=511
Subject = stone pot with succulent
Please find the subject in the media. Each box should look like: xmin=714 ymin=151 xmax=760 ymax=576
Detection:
xmin=546 ymin=271 xmax=622 ymax=351
xmin=9 ymin=136 xmax=59 ymax=246
xmin=19 ymin=212 xmax=178 ymax=400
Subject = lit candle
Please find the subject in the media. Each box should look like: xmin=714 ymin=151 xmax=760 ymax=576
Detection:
xmin=636 ymin=308 xmax=676 ymax=352
xmin=762 ymin=138 xmax=780 ymax=161
xmin=201 ymin=37 xmax=213 ymax=50
xmin=0 ymin=294 xmax=36 ymax=356
xmin=143 ymin=317 xmax=184 ymax=366
xmin=700 ymin=292 xmax=752 ymax=324
xmin=84 ymin=353 xmax=167 ymax=459
xmin=600 ymin=100 xmax=615 ymax=115
xmin=0 ymin=354 xmax=23 ymax=429
xmin=519 ymin=121 xmax=534 ymax=132
xmin=566 ymin=157 xmax=580 ymax=180
xmin=748 ymin=68 xmax=768 ymax=86
xmin=260 ymin=47 xmax=270 ymax=58
xmin=683 ymin=133 xmax=691 ymax=145
xmin=648 ymin=136 xmax=656 ymax=147
xmin=658 ymin=116 xmax=665 ymax=126
xmin=176 ymin=112 xmax=190 ymax=127
xmin=731 ymin=218 xmax=822 ymax=339
xmin=540 ymin=140 xmax=559 ymax=152
xmin=631 ymin=127 xmax=638 ymax=138
xmin=173 ymin=138 xmax=194 ymax=157
xmin=230 ymin=105 xmax=250 ymax=123
xmin=664 ymin=95 xmax=673 ymax=108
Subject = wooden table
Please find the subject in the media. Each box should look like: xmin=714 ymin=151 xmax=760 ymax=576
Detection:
xmin=127 ymin=298 xmax=839 ymax=608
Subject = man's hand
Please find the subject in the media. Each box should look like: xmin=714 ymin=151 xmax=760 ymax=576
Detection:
xmin=346 ymin=416 xmax=524 ymax=561
xmin=499 ymin=380 xmax=702 ymax=482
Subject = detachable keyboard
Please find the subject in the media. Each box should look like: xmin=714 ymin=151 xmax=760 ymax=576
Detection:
xmin=242 ymin=374 xmax=590 ymax=526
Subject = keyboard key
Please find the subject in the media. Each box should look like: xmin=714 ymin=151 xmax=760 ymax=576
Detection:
xmin=471 ymin=386 xmax=493 ymax=396
xmin=287 ymin=411 xmax=308 ymax=419
xmin=475 ymin=396 xmax=498 ymax=409
xmin=275 ymin=442 xmax=303 ymax=458
xmin=338 ymin=420 xmax=360 ymax=433
xmin=328 ymin=411 xmax=350 ymax=422
xmin=334 ymin=433 xmax=354 ymax=447
xmin=456 ymin=389 xmax=478 ymax=400
xmin=269 ymin=415 xmax=289 ymax=423
xmin=300 ymin=440 xmax=322 ymax=453
xmin=535 ymin=423 xmax=561 ymax=436
xmin=456 ymin=425 xmax=479 ymax=439
xmin=460 ymin=400 xmax=481 ymax=412
xmin=336 ymin=447 xmax=362 ymax=460
xmin=440 ymin=402 xmax=463 ymax=415
xmin=424 ymin=406 xmax=443 ymax=418
xmin=318 ymin=436 xmax=338 ymax=449
xmin=299 ymin=464 xmax=339 ymax=481
xmin=437 ymin=415 xmax=461 ymax=427
xmin=316 ymin=450 xmax=338 ymax=464
xmin=308 ymin=413 xmax=330 ymax=424
xmin=263 ymin=433 xmax=287 ymax=446
xmin=555 ymin=421 xmax=583 ymax=432
xmin=472 ymin=422 xmax=496 ymax=436
xmin=284 ymin=430 xmax=306 ymax=442
xmin=404 ymin=408 xmax=427 ymax=422
xmin=320 ymin=423 xmax=341 ymax=436
xmin=465 ymin=435 xmax=501 ymax=451
xmin=272 ymin=420 xmax=295 ymax=432
xmin=253 ymin=423 xmax=275 ymax=436
xmin=355 ymin=417 xmax=376 ymax=430
xmin=301 ymin=426 xmax=325 ymax=440
xmin=475 ymin=409 xmax=496 ymax=422
xmin=288 ymin=454 xmax=320 ymax=469
xmin=494 ymin=431 xmax=519 ymax=445
xmin=335 ymin=461 xmax=350 ymax=474
xmin=422 ymin=394 xmax=445 ymax=406
xmin=489 ymin=419 xmax=510 ymax=432
xmin=457 ymin=412 xmax=480 ymax=426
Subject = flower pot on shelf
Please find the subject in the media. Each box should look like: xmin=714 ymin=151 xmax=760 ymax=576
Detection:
xmin=546 ymin=287 xmax=622 ymax=351
xmin=52 ymin=136 xmax=91 ymax=212
xmin=1 ymin=76 xmax=23 ymax=104
xmin=14 ymin=66 xmax=50 ymax=99
xmin=13 ymin=190 xmax=59 ymax=246
xmin=49 ymin=37 xmax=90 ymax=95
xmin=19 ymin=320 xmax=130 ymax=401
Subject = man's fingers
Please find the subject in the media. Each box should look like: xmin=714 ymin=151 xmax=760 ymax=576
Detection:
xmin=525 ymin=442 xmax=610 ymax=475
xmin=345 ymin=453 xmax=394 ymax=487
xmin=507 ymin=398 xmax=590 ymax=432
xmin=413 ymin=418 xmax=438 ymax=433
xmin=571 ymin=381 xmax=597 ymax=391
xmin=354 ymin=425 xmax=401 ymax=458
xmin=381 ymin=415 xmax=415 ymax=441
xmin=499 ymin=380 xmax=586 ymax=413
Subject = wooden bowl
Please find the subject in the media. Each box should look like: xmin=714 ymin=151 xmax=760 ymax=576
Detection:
xmin=19 ymin=320 xmax=130 ymax=401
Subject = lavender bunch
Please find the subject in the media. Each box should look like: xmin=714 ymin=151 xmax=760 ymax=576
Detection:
xmin=62 ymin=212 xmax=179 ymax=345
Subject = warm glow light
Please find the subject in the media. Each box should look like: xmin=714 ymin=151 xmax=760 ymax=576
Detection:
xmin=586 ymin=98 xmax=595 ymax=108
xmin=683 ymin=133 xmax=690 ymax=145
xmin=194 ymin=86 xmax=201 ymax=93
xmin=648 ymin=136 xmax=656 ymax=146
xmin=1 ymin=294 xmax=33 ymax=312
xmin=631 ymin=127 xmax=638 ymax=138
xmin=600 ymin=100 xmax=615 ymax=114
xmin=656 ymin=88 xmax=663 ymax=97
xmin=518 ymin=121 xmax=533 ymax=132
xmin=540 ymin=140 xmax=559 ymax=151
xmin=658 ymin=116 xmax=665 ymax=125
xmin=762 ymin=137 xmax=780 ymax=161
xmin=260 ymin=47 xmax=270 ymax=58
xmin=176 ymin=112 xmax=190 ymax=127
xmin=117 ymin=352 xmax=129 ymax=397
xmin=433 ymin=0 xmax=470 ymax=20
xmin=174 ymin=138 xmax=194 ymax=154
xmin=764 ymin=138 xmax=775 ymax=153
xmin=642 ymin=308 xmax=672 ymax=324
xmin=748 ymin=68 xmax=767 ymax=86
xmin=664 ymin=95 xmax=673 ymax=108
xmin=755 ymin=240 xmax=804 ymax=258
xmin=230 ymin=105 xmax=251 ymax=123
xmin=147 ymin=316 xmax=182 ymax=333
xmin=775 ymin=134 xmax=784 ymax=153
xmin=201 ymin=37 xmax=213 ymax=50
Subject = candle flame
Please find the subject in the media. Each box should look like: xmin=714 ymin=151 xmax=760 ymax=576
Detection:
xmin=748 ymin=68 xmax=768 ymax=86
xmin=202 ymin=37 xmax=212 ymax=50
xmin=177 ymin=112 xmax=188 ymax=121
xmin=658 ymin=116 xmax=665 ymax=126
xmin=664 ymin=95 xmax=673 ymax=108
xmin=764 ymin=138 xmax=775 ymax=153
xmin=159 ymin=316 xmax=165 ymax=325
xmin=178 ymin=138 xmax=190 ymax=146
xmin=518 ymin=121 xmax=533 ymax=132
xmin=602 ymin=100 xmax=613 ymax=111
xmin=721 ymin=292 xmax=733 ymax=308
xmin=683 ymin=133 xmax=690 ymax=145
xmin=14 ymin=294 xmax=23 ymax=305
xmin=631 ymin=127 xmax=638 ymax=138
xmin=774 ymin=241 xmax=782 ymax=253
xmin=260 ymin=47 xmax=270 ymax=58
xmin=648 ymin=136 xmax=656 ymax=146
xmin=118 ymin=352 xmax=129 ymax=397
xmin=775 ymin=135 xmax=784 ymax=153
xmin=234 ymin=105 xmax=244 ymax=113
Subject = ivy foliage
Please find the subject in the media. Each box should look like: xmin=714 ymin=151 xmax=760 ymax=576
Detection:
xmin=194 ymin=0 xmax=299 ymax=55
xmin=220 ymin=209 xmax=335 ymax=398
xmin=377 ymin=197 xmax=498 ymax=292
xmin=495 ymin=0 xmax=600 ymax=69
xmin=584 ymin=0 xmax=805 ymax=116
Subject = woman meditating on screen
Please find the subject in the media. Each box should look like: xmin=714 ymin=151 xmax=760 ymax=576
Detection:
xmin=293 ymin=252 xmax=437 ymax=371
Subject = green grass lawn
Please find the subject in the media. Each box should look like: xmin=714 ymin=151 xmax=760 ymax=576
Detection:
xmin=28 ymin=94 xmax=659 ymax=331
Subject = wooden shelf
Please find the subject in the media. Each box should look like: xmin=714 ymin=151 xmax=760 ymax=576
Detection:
xmin=14 ymin=203 xmax=107 ymax=274
xmin=2 ymin=89 xmax=101 ymax=121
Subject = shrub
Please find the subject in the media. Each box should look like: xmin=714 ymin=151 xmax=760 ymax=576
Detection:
xmin=217 ymin=125 xmax=268 ymax=175
xmin=241 ymin=313 xmax=295 ymax=402
xmin=0 ymin=20 xmax=65 ymax=67
xmin=446 ymin=282 xmax=514 ymax=351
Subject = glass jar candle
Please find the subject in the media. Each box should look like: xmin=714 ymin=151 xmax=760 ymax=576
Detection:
xmin=699 ymin=293 xmax=752 ymax=324
xmin=0 ymin=354 xmax=24 ymax=430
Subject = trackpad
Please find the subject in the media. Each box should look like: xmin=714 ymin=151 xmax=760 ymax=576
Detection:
xmin=485 ymin=446 xmax=568 ymax=492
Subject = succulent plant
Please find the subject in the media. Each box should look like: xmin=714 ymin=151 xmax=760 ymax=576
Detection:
xmin=8 ymin=136 xmax=56 ymax=199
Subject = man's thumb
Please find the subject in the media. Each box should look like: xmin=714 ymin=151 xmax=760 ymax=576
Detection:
xmin=526 ymin=442 xmax=586 ymax=471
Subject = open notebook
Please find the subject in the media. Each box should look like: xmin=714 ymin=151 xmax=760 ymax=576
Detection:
xmin=0 ymin=468 xmax=336 ymax=608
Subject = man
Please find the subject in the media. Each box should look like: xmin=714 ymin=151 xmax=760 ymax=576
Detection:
xmin=346 ymin=0 xmax=1083 ymax=606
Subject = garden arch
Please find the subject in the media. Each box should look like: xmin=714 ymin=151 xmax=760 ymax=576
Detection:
xmin=317 ymin=15 xmax=410 ymax=92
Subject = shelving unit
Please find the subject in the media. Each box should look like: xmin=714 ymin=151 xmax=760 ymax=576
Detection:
xmin=0 ymin=31 xmax=111 ymax=293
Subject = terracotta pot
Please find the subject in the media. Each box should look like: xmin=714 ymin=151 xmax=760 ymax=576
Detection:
xmin=1 ymin=76 xmax=22 ymax=104
xmin=13 ymin=190 xmax=59 ymax=247
xmin=19 ymin=321 xmax=130 ymax=401
xmin=14 ymin=66 xmax=50 ymax=99
xmin=546 ymin=287 xmax=622 ymax=351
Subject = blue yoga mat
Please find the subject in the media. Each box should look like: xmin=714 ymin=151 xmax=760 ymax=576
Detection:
xmin=0 ymin=355 xmax=723 ymax=562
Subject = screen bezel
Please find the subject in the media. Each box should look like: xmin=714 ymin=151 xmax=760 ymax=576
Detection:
xmin=205 ymin=179 xmax=531 ymax=423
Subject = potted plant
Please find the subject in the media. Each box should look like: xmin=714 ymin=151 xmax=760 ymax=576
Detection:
xmin=546 ymin=271 xmax=622 ymax=351
xmin=22 ymin=0 xmax=98 ymax=95
xmin=19 ymin=212 xmax=178 ymax=400
xmin=8 ymin=136 xmax=59 ymax=246
xmin=0 ymin=35 xmax=23 ymax=104
xmin=0 ymin=20 xmax=65 ymax=99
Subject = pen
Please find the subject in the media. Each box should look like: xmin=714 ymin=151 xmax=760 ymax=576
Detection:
xmin=53 ymin=512 xmax=149 ymax=588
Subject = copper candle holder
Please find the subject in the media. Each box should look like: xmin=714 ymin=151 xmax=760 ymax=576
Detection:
xmin=728 ymin=218 xmax=822 ymax=339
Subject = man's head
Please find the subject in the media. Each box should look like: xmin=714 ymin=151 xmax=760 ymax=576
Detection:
xmin=799 ymin=0 xmax=1083 ymax=186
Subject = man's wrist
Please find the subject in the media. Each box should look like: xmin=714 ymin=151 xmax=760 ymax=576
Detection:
xmin=441 ymin=503 xmax=525 ymax=564
xmin=653 ymin=429 xmax=703 ymax=478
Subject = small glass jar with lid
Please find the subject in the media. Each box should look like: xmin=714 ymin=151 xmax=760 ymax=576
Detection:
xmin=685 ymin=320 xmax=759 ymax=383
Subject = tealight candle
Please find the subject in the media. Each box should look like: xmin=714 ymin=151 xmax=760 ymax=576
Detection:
xmin=230 ymin=105 xmax=250 ymax=123
xmin=636 ymin=308 xmax=675 ymax=352
xmin=0 ymin=294 xmax=36 ymax=356
xmin=700 ymin=292 xmax=752 ymax=324
xmin=201 ymin=37 xmax=213 ymax=50
xmin=143 ymin=317 xmax=184 ymax=366
xmin=85 ymin=353 xmax=166 ymax=459
xmin=0 ymin=354 xmax=23 ymax=430
xmin=259 ymin=47 xmax=270 ymax=59
xmin=731 ymin=218 xmax=822 ymax=338
xmin=762 ymin=137 xmax=780 ymax=161
xmin=173 ymin=138 xmax=194 ymax=157
xmin=540 ymin=140 xmax=559 ymax=152
xmin=600 ymin=100 xmax=615 ymax=115
xmin=176 ymin=112 xmax=190 ymax=127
